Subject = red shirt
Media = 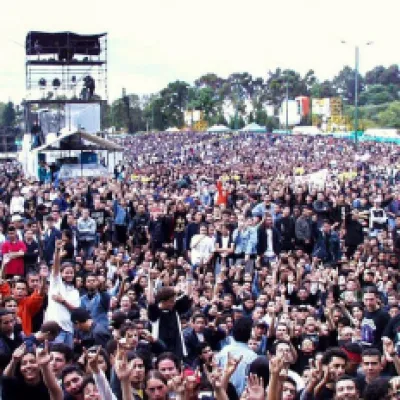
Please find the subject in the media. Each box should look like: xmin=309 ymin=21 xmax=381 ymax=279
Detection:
xmin=2 ymin=240 xmax=27 ymax=276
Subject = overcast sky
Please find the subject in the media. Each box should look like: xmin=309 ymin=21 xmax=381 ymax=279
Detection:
xmin=0 ymin=0 xmax=398 ymax=103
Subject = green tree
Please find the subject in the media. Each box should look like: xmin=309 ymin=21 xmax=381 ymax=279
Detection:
xmin=158 ymin=80 xmax=190 ymax=127
xmin=2 ymin=102 xmax=16 ymax=127
xmin=377 ymin=101 xmax=400 ymax=128
xmin=248 ymin=111 xmax=254 ymax=123
xmin=310 ymin=80 xmax=337 ymax=98
xmin=359 ymin=85 xmax=395 ymax=106
xmin=333 ymin=66 xmax=364 ymax=105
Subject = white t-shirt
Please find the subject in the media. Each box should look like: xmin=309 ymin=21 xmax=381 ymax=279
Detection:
xmin=265 ymin=228 xmax=274 ymax=257
xmin=10 ymin=196 xmax=24 ymax=215
xmin=46 ymin=274 xmax=80 ymax=332
xmin=190 ymin=234 xmax=214 ymax=265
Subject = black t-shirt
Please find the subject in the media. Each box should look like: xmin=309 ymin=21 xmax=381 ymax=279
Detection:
xmin=24 ymin=240 xmax=39 ymax=267
xmin=90 ymin=209 xmax=110 ymax=232
xmin=2 ymin=376 xmax=50 ymax=400
xmin=361 ymin=308 xmax=390 ymax=347
xmin=61 ymin=242 xmax=74 ymax=261
xmin=383 ymin=313 xmax=400 ymax=345
xmin=315 ymin=386 xmax=335 ymax=400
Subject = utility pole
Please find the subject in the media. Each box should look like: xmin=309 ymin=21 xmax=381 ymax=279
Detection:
xmin=341 ymin=40 xmax=372 ymax=148
xmin=285 ymin=79 xmax=289 ymax=133
xmin=354 ymin=46 xmax=359 ymax=148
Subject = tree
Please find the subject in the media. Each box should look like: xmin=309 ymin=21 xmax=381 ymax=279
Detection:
xmin=265 ymin=116 xmax=279 ymax=132
xmin=2 ymin=102 xmax=16 ymax=127
xmin=158 ymin=80 xmax=190 ymax=128
xmin=377 ymin=101 xmax=400 ymax=128
xmin=333 ymin=66 xmax=364 ymax=105
xmin=310 ymin=80 xmax=337 ymax=98
xmin=365 ymin=65 xmax=387 ymax=85
xmin=359 ymin=85 xmax=395 ymax=106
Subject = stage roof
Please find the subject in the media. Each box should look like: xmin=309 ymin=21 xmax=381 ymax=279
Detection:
xmin=31 ymin=130 xmax=123 ymax=153
xmin=26 ymin=31 xmax=107 ymax=56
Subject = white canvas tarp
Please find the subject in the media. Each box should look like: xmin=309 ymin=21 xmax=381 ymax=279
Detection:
xmin=58 ymin=163 xmax=110 ymax=179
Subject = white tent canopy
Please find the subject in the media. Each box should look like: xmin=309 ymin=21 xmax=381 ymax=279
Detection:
xmin=207 ymin=124 xmax=230 ymax=133
xmin=166 ymin=127 xmax=180 ymax=132
xmin=20 ymin=129 xmax=123 ymax=179
xmin=240 ymin=123 xmax=266 ymax=132
xmin=31 ymin=129 xmax=123 ymax=153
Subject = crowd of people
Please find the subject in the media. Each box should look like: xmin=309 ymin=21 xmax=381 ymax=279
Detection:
xmin=0 ymin=131 xmax=399 ymax=400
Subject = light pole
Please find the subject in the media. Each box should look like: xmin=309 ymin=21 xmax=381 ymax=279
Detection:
xmin=234 ymin=79 xmax=240 ymax=130
xmin=285 ymin=79 xmax=289 ymax=133
xmin=341 ymin=40 xmax=373 ymax=148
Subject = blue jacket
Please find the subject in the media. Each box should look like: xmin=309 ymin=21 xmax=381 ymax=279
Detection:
xmin=312 ymin=230 xmax=341 ymax=263
xmin=113 ymin=200 xmax=129 ymax=226
xmin=80 ymin=291 xmax=110 ymax=328
xmin=232 ymin=227 xmax=250 ymax=254
xmin=43 ymin=227 xmax=61 ymax=263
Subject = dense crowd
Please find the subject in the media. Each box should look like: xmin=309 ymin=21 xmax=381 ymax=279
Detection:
xmin=0 ymin=132 xmax=400 ymax=400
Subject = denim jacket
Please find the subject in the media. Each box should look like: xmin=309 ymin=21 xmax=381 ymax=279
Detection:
xmin=245 ymin=226 xmax=258 ymax=255
xmin=113 ymin=200 xmax=128 ymax=226
xmin=232 ymin=227 xmax=250 ymax=254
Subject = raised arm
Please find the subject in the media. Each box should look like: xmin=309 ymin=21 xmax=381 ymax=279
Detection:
xmin=89 ymin=347 xmax=117 ymax=400
xmin=52 ymin=239 xmax=63 ymax=277
xmin=36 ymin=341 xmax=63 ymax=400
xmin=3 ymin=344 xmax=26 ymax=378
xmin=114 ymin=345 xmax=133 ymax=400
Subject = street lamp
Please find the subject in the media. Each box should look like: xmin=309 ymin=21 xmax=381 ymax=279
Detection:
xmin=233 ymin=79 xmax=241 ymax=130
xmin=285 ymin=78 xmax=289 ymax=133
xmin=341 ymin=40 xmax=373 ymax=148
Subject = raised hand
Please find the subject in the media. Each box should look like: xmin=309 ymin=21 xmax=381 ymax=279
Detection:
xmin=382 ymin=337 xmax=395 ymax=361
xmin=269 ymin=354 xmax=286 ymax=376
xmin=12 ymin=343 xmax=26 ymax=361
xmin=246 ymin=373 xmax=264 ymax=400
xmin=224 ymin=352 xmax=243 ymax=378
xmin=167 ymin=371 xmax=186 ymax=395
xmin=55 ymin=239 xmax=63 ymax=250
xmin=36 ymin=340 xmax=51 ymax=366
xmin=87 ymin=346 xmax=102 ymax=374
xmin=204 ymin=365 xmax=224 ymax=391
xmin=114 ymin=344 xmax=131 ymax=381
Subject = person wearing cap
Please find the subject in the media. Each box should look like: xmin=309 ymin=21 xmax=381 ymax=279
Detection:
xmin=71 ymin=307 xmax=112 ymax=349
xmin=341 ymin=342 xmax=362 ymax=377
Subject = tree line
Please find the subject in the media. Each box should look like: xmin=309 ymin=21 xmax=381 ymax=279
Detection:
xmin=1 ymin=64 xmax=400 ymax=131
xmin=103 ymin=64 xmax=400 ymax=132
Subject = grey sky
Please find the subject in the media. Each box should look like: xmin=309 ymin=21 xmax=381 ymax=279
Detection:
xmin=0 ymin=0 xmax=398 ymax=103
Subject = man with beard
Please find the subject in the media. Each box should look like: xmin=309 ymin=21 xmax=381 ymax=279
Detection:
xmin=313 ymin=348 xmax=348 ymax=399
xmin=61 ymin=365 xmax=84 ymax=400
